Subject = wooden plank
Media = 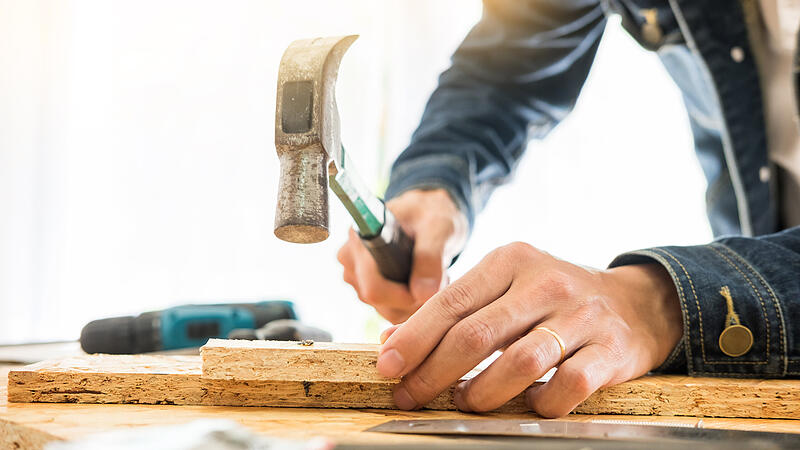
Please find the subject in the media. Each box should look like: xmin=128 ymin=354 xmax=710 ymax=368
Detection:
xmin=5 ymin=364 xmax=800 ymax=450
xmin=579 ymin=375 xmax=800 ymax=419
xmin=1 ymin=366 xmax=65 ymax=450
xmin=201 ymin=339 xmax=396 ymax=383
xmin=7 ymin=355 xmax=525 ymax=411
xmin=8 ymin=354 xmax=800 ymax=420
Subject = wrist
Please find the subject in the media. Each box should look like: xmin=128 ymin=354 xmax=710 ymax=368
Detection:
xmin=604 ymin=263 xmax=683 ymax=369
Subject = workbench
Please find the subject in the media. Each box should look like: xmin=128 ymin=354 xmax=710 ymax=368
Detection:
xmin=3 ymin=364 xmax=800 ymax=449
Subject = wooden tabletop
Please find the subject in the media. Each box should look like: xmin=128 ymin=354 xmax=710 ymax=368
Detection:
xmin=2 ymin=365 xmax=800 ymax=449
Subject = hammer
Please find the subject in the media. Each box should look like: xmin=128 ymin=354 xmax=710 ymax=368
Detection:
xmin=274 ymin=35 xmax=413 ymax=283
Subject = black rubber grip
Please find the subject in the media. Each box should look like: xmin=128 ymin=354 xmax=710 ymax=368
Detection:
xmin=361 ymin=209 xmax=413 ymax=283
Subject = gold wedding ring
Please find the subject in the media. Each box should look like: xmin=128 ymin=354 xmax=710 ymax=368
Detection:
xmin=533 ymin=326 xmax=566 ymax=364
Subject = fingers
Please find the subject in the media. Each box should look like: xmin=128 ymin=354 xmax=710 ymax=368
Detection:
xmin=337 ymin=188 xmax=468 ymax=324
xmin=378 ymin=245 xmax=522 ymax=379
xmin=526 ymin=344 xmax=616 ymax=418
xmin=393 ymin=289 xmax=549 ymax=410
xmin=408 ymin=220 xmax=451 ymax=304
xmin=453 ymin=321 xmax=585 ymax=412
xmin=380 ymin=324 xmax=401 ymax=344
xmin=373 ymin=307 xmax=411 ymax=325
xmin=342 ymin=229 xmax=418 ymax=310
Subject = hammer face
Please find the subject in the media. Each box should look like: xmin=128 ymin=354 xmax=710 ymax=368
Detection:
xmin=274 ymin=147 xmax=330 ymax=243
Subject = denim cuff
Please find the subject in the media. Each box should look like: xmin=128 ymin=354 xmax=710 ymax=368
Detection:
xmin=384 ymin=154 xmax=475 ymax=230
xmin=609 ymin=243 xmax=786 ymax=377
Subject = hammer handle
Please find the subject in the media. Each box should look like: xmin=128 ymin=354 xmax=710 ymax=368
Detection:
xmin=360 ymin=210 xmax=413 ymax=283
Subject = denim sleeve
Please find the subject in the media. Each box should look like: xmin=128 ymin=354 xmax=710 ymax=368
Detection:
xmin=384 ymin=0 xmax=606 ymax=229
xmin=609 ymin=226 xmax=800 ymax=378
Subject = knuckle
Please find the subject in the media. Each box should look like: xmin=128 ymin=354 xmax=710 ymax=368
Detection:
xmin=508 ymin=343 xmax=549 ymax=376
xmin=535 ymin=269 xmax=574 ymax=300
xmin=451 ymin=318 xmax=495 ymax=355
xmin=381 ymin=308 xmax=408 ymax=325
xmin=458 ymin=389 xmax=480 ymax=412
xmin=598 ymin=328 xmax=629 ymax=362
xmin=439 ymin=217 xmax=456 ymax=236
xmin=435 ymin=282 xmax=475 ymax=319
xmin=532 ymin=401 xmax=569 ymax=419
xmin=561 ymin=365 xmax=597 ymax=396
xmin=359 ymin=281 xmax=380 ymax=304
xmin=504 ymin=241 xmax=538 ymax=259
xmin=590 ymin=295 xmax=616 ymax=314
xmin=356 ymin=292 xmax=373 ymax=306
xmin=570 ymin=305 xmax=596 ymax=328
xmin=403 ymin=371 xmax=439 ymax=400
xmin=459 ymin=385 xmax=490 ymax=412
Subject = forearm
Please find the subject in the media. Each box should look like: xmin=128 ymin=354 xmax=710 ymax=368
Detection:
xmin=386 ymin=0 xmax=606 ymax=229
xmin=610 ymin=226 xmax=800 ymax=377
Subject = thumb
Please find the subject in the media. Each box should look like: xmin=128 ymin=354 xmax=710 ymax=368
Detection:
xmin=409 ymin=230 xmax=448 ymax=305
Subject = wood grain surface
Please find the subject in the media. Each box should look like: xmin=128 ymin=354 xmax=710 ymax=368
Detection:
xmin=8 ymin=353 xmax=800 ymax=420
xmin=201 ymin=339 xmax=397 ymax=383
xmin=8 ymin=354 xmax=524 ymax=411
xmin=3 ymin=364 xmax=800 ymax=450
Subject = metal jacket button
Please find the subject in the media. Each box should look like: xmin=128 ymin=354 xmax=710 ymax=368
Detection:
xmin=718 ymin=286 xmax=753 ymax=357
xmin=719 ymin=324 xmax=754 ymax=357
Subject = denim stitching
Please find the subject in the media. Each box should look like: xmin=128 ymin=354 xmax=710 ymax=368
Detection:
xmin=708 ymin=246 xmax=769 ymax=364
xmin=659 ymin=337 xmax=685 ymax=369
xmin=629 ymin=249 xmax=694 ymax=373
xmin=715 ymin=243 xmax=788 ymax=375
xmin=653 ymin=248 xmax=706 ymax=365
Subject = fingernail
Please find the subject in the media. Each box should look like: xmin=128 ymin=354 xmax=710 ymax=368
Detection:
xmin=453 ymin=381 xmax=472 ymax=412
xmin=393 ymin=385 xmax=418 ymax=410
xmin=376 ymin=348 xmax=405 ymax=378
xmin=379 ymin=325 xmax=399 ymax=344
xmin=412 ymin=277 xmax=439 ymax=301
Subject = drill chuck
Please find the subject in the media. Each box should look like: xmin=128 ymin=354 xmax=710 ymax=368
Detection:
xmin=80 ymin=312 xmax=161 ymax=354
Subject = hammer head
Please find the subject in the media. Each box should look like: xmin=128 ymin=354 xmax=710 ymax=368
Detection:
xmin=274 ymin=35 xmax=358 ymax=243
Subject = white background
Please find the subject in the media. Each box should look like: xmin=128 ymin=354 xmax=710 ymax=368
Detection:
xmin=0 ymin=0 xmax=711 ymax=345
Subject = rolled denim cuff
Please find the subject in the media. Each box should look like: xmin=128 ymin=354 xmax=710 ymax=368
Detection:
xmin=384 ymin=154 xmax=475 ymax=230
xmin=609 ymin=243 xmax=786 ymax=377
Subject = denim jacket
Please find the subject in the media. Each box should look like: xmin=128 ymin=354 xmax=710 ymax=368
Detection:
xmin=385 ymin=0 xmax=800 ymax=377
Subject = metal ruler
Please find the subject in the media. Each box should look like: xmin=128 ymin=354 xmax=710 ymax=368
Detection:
xmin=367 ymin=419 xmax=800 ymax=448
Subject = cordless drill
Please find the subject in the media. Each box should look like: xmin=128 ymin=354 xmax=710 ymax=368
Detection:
xmin=80 ymin=300 xmax=296 ymax=354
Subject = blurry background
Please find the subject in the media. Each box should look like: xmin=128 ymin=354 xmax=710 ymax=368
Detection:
xmin=0 ymin=0 xmax=711 ymax=345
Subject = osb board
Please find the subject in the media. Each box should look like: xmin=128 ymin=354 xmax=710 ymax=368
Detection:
xmin=1 ymin=366 xmax=64 ymax=450
xmin=201 ymin=339 xmax=397 ymax=383
xmin=8 ymin=355 xmax=800 ymax=420
xmin=4 ymin=400 xmax=800 ymax=450
xmin=4 ymin=365 xmax=800 ymax=450
xmin=8 ymin=355 xmax=525 ymax=411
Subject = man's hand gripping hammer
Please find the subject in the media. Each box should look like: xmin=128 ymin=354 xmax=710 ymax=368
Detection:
xmin=273 ymin=35 xmax=413 ymax=283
